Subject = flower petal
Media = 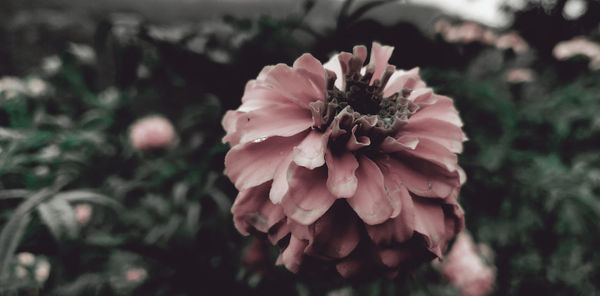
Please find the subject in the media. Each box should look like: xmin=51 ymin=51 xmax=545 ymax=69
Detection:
xmin=323 ymin=54 xmax=344 ymax=90
xmin=347 ymin=156 xmax=394 ymax=225
xmin=292 ymin=53 xmax=327 ymax=92
xmin=380 ymin=136 xmax=419 ymax=153
xmin=225 ymin=132 xmax=307 ymax=191
xmin=383 ymin=67 xmax=427 ymax=97
xmin=409 ymin=95 xmax=463 ymax=127
xmin=346 ymin=125 xmax=371 ymax=151
xmin=368 ymin=42 xmax=394 ymax=85
xmin=292 ymin=129 xmax=328 ymax=169
xmin=402 ymin=118 xmax=467 ymax=153
xmin=259 ymin=64 xmax=326 ymax=110
xmin=234 ymin=103 xmax=312 ymax=145
xmin=305 ymin=201 xmax=360 ymax=259
xmin=378 ymin=248 xmax=411 ymax=269
xmin=239 ymin=80 xmax=294 ymax=111
xmin=364 ymin=184 xmax=414 ymax=245
xmin=401 ymin=138 xmax=462 ymax=177
xmin=281 ymin=164 xmax=337 ymax=225
xmin=335 ymin=257 xmax=362 ymax=278
xmin=269 ymin=153 xmax=294 ymax=204
xmin=222 ymin=110 xmax=244 ymax=145
xmin=379 ymin=152 xmax=459 ymax=198
xmin=325 ymin=149 xmax=359 ymax=198
xmin=231 ymin=182 xmax=285 ymax=235
xmin=279 ymin=236 xmax=308 ymax=273
xmin=412 ymin=197 xmax=447 ymax=257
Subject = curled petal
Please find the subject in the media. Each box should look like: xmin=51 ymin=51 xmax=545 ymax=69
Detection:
xmin=292 ymin=129 xmax=328 ymax=169
xmin=346 ymin=125 xmax=371 ymax=151
xmin=380 ymin=136 xmax=419 ymax=153
xmin=325 ymin=150 xmax=359 ymax=198
xmin=412 ymin=198 xmax=447 ymax=257
xmin=225 ymin=132 xmax=307 ymax=191
xmin=353 ymin=45 xmax=368 ymax=63
xmin=267 ymin=219 xmax=291 ymax=245
xmin=222 ymin=110 xmax=244 ymax=145
xmin=279 ymin=236 xmax=308 ymax=273
xmin=269 ymin=153 xmax=294 ymax=204
xmin=231 ymin=182 xmax=285 ymax=235
xmin=368 ymin=42 xmax=394 ymax=85
xmin=281 ymin=164 xmax=337 ymax=225
xmin=348 ymin=156 xmax=394 ymax=225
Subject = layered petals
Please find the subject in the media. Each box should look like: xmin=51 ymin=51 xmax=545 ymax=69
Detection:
xmin=281 ymin=164 xmax=337 ymax=225
xmin=231 ymin=182 xmax=285 ymax=235
xmin=224 ymin=43 xmax=467 ymax=279
xmin=325 ymin=150 xmax=359 ymax=198
xmin=347 ymin=156 xmax=394 ymax=225
xmin=225 ymin=132 xmax=307 ymax=191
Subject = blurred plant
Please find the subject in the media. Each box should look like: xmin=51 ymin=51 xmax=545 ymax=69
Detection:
xmin=438 ymin=232 xmax=496 ymax=296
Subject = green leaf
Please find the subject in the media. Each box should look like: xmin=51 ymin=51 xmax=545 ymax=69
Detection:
xmin=0 ymin=189 xmax=31 ymax=200
xmin=37 ymin=197 xmax=79 ymax=241
xmin=0 ymin=182 xmax=67 ymax=280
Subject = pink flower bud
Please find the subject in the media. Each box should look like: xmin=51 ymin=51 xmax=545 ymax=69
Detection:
xmin=125 ymin=268 xmax=147 ymax=282
xmin=74 ymin=204 xmax=93 ymax=225
xmin=17 ymin=252 xmax=35 ymax=266
xmin=130 ymin=116 xmax=175 ymax=150
xmin=506 ymin=68 xmax=535 ymax=84
xmin=440 ymin=232 xmax=496 ymax=296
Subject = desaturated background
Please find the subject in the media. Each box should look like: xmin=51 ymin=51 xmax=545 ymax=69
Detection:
xmin=1 ymin=0 xmax=600 ymax=295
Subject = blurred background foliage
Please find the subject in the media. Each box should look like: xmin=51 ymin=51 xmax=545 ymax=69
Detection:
xmin=1 ymin=0 xmax=600 ymax=295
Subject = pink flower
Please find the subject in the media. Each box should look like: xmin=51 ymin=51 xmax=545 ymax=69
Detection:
xmin=506 ymin=68 xmax=535 ymax=84
xmin=446 ymin=22 xmax=485 ymax=44
xmin=74 ymin=204 xmax=93 ymax=225
xmin=224 ymin=43 xmax=467 ymax=278
xmin=553 ymin=37 xmax=600 ymax=70
xmin=125 ymin=268 xmax=147 ymax=282
xmin=495 ymin=32 xmax=528 ymax=53
xmin=440 ymin=232 xmax=495 ymax=296
xmin=130 ymin=116 xmax=175 ymax=150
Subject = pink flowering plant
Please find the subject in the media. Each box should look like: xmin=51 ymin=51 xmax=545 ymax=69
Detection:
xmin=223 ymin=43 xmax=467 ymax=278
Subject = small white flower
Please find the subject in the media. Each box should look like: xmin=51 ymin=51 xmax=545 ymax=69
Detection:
xmin=17 ymin=252 xmax=35 ymax=266
xmin=41 ymin=56 xmax=62 ymax=75
xmin=34 ymin=260 xmax=51 ymax=283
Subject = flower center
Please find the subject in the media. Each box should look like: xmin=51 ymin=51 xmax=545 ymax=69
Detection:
xmin=325 ymin=54 xmax=418 ymax=129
